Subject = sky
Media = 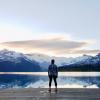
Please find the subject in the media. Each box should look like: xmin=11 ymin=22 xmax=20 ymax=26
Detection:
xmin=0 ymin=0 xmax=100 ymax=57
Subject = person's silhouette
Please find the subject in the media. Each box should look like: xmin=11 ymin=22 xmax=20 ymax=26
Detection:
xmin=48 ymin=59 xmax=58 ymax=92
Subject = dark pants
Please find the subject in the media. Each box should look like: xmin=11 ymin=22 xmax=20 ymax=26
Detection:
xmin=49 ymin=75 xmax=57 ymax=87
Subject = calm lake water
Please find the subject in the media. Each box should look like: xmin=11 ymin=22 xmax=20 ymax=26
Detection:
xmin=0 ymin=72 xmax=100 ymax=88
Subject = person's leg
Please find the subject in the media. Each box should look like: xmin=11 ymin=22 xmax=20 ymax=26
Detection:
xmin=53 ymin=76 xmax=57 ymax=91
xmin=49 ymin=76 xmax=52 ymax=91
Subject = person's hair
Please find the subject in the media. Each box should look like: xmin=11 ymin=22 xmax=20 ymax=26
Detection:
xmin=51 ymin=59 xmax=55 ymax=64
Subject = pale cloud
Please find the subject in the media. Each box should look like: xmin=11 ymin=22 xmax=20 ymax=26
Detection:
xmin=72 ymin=49 xmax=100 ymax=54
xmin=2 ymin=39 xmax=87 ymax=48
xmin=0 ymin=37 xmax=95 ymax=56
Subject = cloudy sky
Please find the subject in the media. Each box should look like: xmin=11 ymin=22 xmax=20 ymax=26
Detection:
xmin=0 ymin=0 xmax=100 ymax=57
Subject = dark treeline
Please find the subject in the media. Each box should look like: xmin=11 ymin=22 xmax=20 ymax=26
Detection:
xmin=58 ymin=64 xmax=100 ymax=72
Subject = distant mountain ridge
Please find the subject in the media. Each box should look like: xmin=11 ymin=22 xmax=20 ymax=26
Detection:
xmin=0 ymin=49 xmax=41 ymax=72
xmin=59 ymin=54 xmax=100 ymax=71
xmin=0 ymin=49 xmax=100 ymax=71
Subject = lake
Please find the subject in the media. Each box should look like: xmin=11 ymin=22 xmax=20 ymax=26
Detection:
xmin=0 ymin=72 xmax=100 ymax=88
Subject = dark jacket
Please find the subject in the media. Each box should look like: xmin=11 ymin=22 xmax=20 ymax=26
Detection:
xmin=48 ymin=64 xmax=58 ymax=77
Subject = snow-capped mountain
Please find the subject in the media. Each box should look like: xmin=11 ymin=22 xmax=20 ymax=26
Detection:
xmin=0 ymin=49 xmax=100 ymax=71
xmin=26 ymin=53 xmax=99 ymax=67
xmin=74 ymin=54 xmax=100 ymax=65
xmin=0 ymin=49 xmax=41 ymax=72
xmin=0 ymin=49 xmax=28 ymax=63
xmin=59 ymin=54 xmax=100 ymax=71
xmin=26 ymin=53 xmax=75 ymax=67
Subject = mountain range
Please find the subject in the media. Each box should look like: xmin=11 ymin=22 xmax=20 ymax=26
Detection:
xmin=0 ymin=49 xmax=100 ymax=71
xmin=0 ymin=49 xmax=41 ymax=72
xmin=59 ymin=54 xmax=100 ymax=71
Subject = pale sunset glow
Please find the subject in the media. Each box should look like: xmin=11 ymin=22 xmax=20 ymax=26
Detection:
xmin=0 ymin=0 xmax=100 ymax=57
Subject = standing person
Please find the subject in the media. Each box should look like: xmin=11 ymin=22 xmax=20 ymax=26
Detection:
xmin=48 ymin=59 xmax=58 ymax=92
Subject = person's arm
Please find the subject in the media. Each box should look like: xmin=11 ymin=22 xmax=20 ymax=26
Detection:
xmin=48 ymin=65 xmax=50 ymax=76
xmin=56 ymin=65 xmax=58 ymax=77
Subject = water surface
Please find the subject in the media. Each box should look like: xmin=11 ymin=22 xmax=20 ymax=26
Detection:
xmin=0 ymin=72 xmax=100 ymax=88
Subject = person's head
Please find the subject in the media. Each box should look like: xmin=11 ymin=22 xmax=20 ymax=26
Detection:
xmin=51 ymin=59 xmax=55 ymax=64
